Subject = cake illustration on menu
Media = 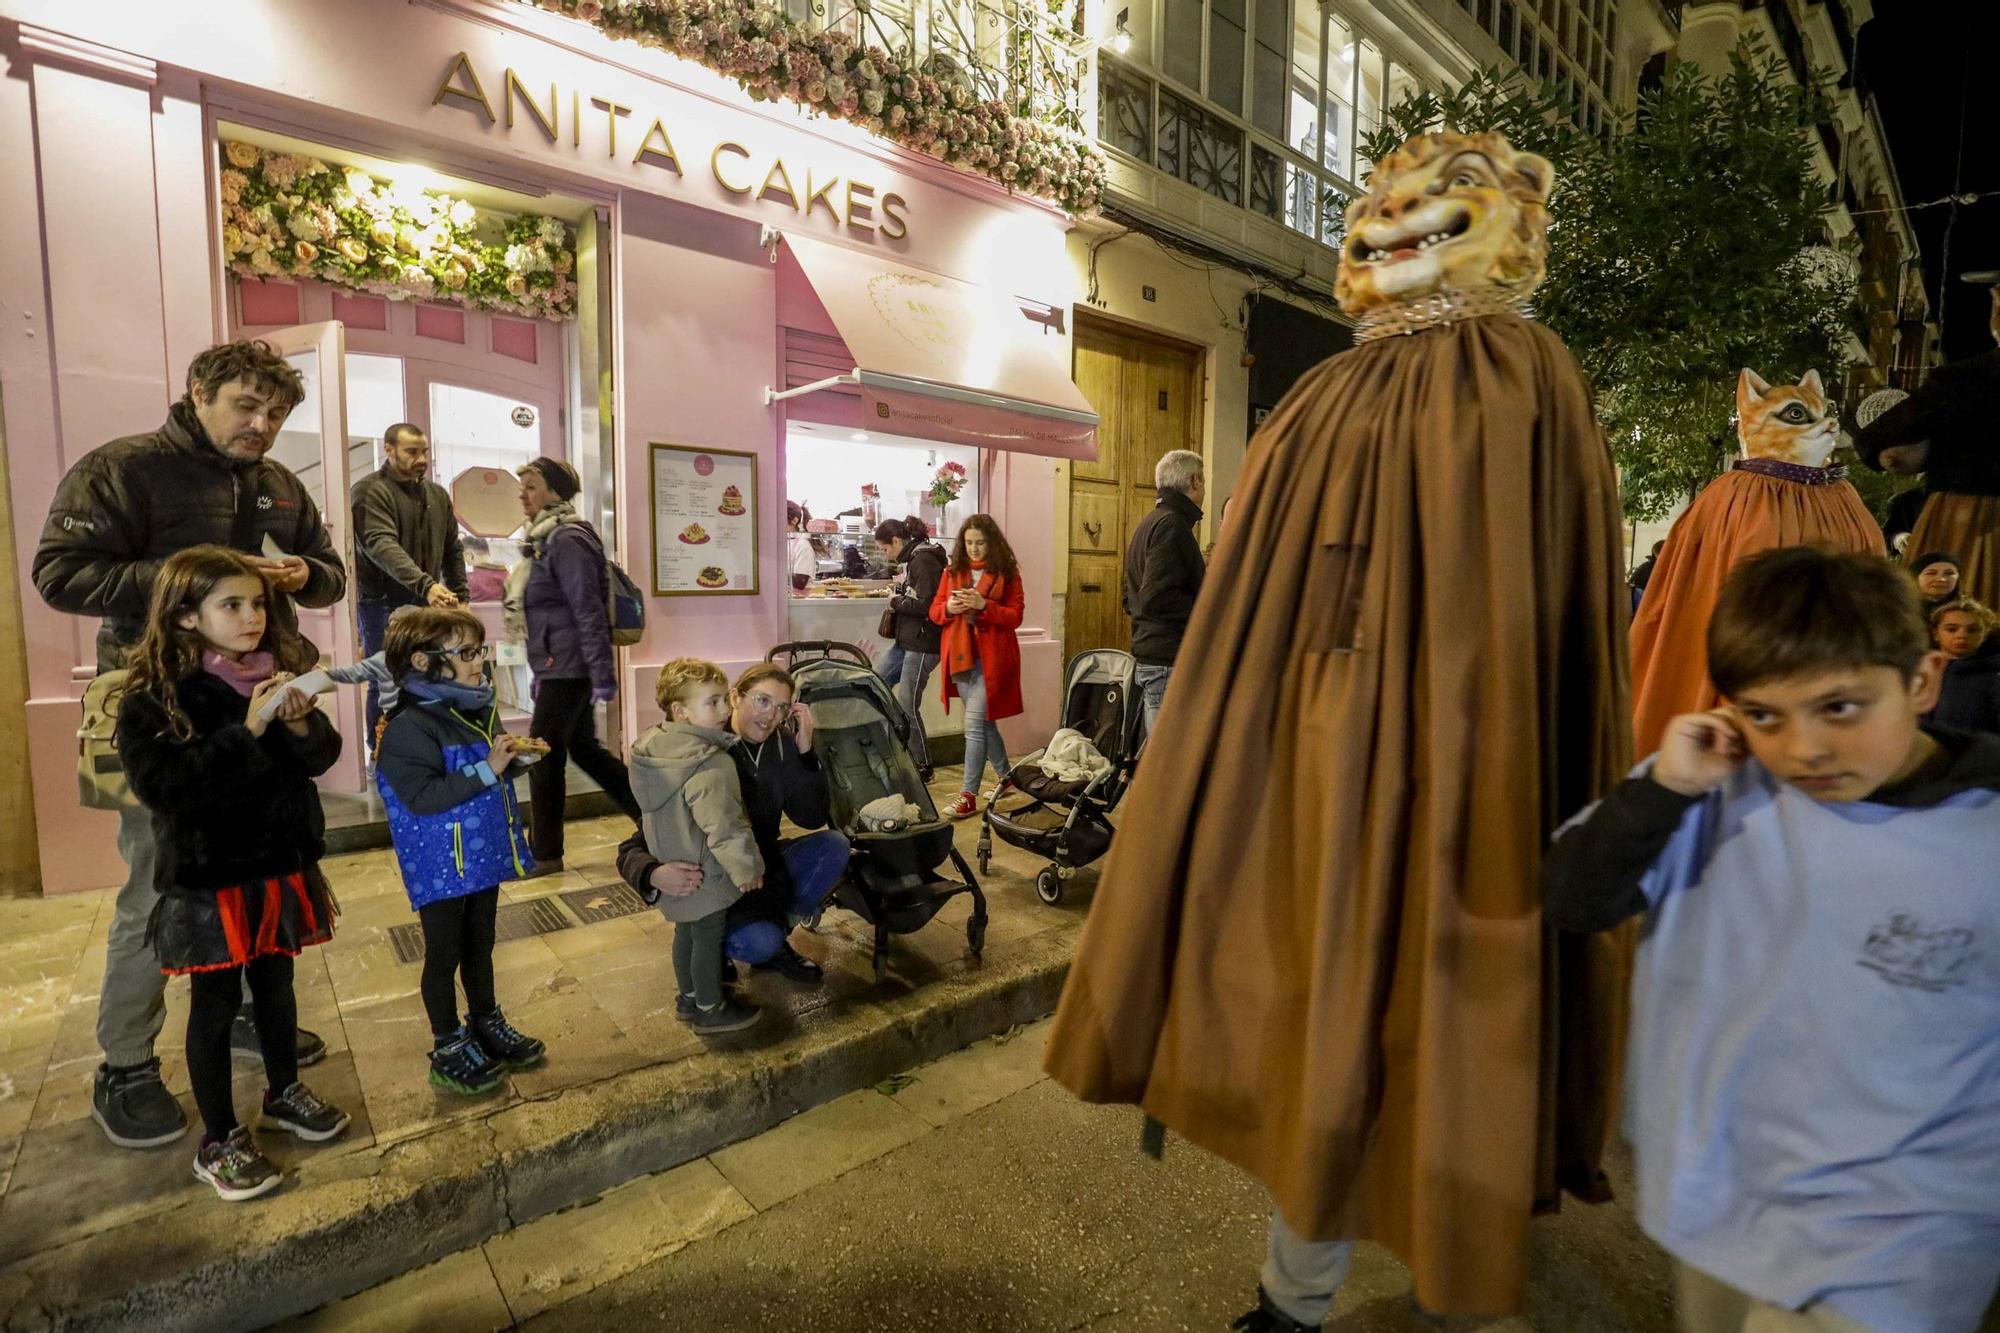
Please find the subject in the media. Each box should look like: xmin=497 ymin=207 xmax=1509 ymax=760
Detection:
xmin=696 ymin=566 xmax=729 ymax=589
xmin=716 ymin=485 xmax=747 ymax=517
xmin=678 ymin=522 xmax=711 ymax=545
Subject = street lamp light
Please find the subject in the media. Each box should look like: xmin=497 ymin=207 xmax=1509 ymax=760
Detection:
xmin=1110 ymin=8 xmax=1132 ymax=55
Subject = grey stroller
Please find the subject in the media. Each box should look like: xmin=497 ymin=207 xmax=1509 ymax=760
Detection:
xmin=772 ymin=642 xmax=988 ymax=978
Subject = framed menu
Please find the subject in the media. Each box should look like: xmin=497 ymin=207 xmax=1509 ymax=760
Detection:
xmin=649 ymin=443 xmax=759 ymax=596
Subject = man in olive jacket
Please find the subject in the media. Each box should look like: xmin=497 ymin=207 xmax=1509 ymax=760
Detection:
xmin=1122 ymin=448 xmax=1207 ymax=735
xmin=351 ymin=422 xmax=468 ymax=740
xmin=32 ymin=340 xmax=345 ymax=1152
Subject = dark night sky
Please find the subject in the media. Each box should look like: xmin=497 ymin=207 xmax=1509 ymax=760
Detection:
xmin=1857 ymin=3 xmax=2000 ymax=363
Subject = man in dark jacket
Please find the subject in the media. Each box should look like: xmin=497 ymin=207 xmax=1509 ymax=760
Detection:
xmin=351 ymin=423 xmax=469 ymax=743
xmin=32 ymin=339 xmax=345 ymax=1151
xmin=1123 ymin=448 xmax=1207 ymax=735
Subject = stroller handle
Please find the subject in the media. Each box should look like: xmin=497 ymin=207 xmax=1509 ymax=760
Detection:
xmin=767 ymin=640 xmax=874 ymax=670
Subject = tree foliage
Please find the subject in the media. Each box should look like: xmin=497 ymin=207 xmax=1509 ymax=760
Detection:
xmin=1360 ymin=50 xmax=1862 ymax=521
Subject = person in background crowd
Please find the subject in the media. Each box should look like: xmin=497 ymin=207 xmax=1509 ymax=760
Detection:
xmin=1928 ymin=598 xmax=2000 ymax=734
xmin=350 ymin=422 xmax=468 ymax=748
xmin=115 ymin=547 xmax=348 ymax=1200
xmin=1124 ymin=449 xmax=1207 ymax=736
xmin=1544 ymin=547 xmax=1999 ymax=1333
xmin=1912 ymin=551 xmax=1963 ymax=616
xmin=32 ymin=339 xmax=341 ymax=1151
xmin=505 ymin=457 xmax=640 ymax=877
xmin=1629 ymin=539 xmax=1666 ymax=611
xmin=787 ymin=501 xmax=820 ymax=586
xmin=874 ymin=515 xmax=947 ymax=774
xmin=618 ymin=664 xmax=846 ymax=986
xmin=1883 ymin=485 xmax=1927 ymax=557
xmin=932 ymin=514 xmax=1026 ymax=820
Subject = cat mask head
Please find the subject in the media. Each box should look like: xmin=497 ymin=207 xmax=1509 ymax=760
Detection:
xmin=1335 ymin=130 xmax=1553 ymax=316
xmin=1737 ymin=368 xmax=1839 ymax=469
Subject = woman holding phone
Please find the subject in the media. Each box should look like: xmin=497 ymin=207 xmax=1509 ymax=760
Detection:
xmin=929 ymin=515 xmax=1025 ymax=819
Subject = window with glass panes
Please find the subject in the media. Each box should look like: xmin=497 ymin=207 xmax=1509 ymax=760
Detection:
xmin=1450 ymin=0 xmax=1619 ymax=132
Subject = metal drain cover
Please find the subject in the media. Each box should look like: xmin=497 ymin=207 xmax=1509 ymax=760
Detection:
xmin=386 ymin=895 xmax=575 ymax=964
xmin=559 ymin=882 xmax=651 ymax=926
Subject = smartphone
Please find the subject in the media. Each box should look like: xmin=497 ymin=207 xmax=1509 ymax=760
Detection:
xmin=779 ymin=705 xmax=800 ymax=736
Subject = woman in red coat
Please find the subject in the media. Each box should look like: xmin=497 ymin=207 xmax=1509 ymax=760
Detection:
xmin=929 ymin=514 xmax=1025 ymax=818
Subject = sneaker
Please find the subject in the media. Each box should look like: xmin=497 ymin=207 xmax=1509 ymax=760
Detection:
xmin=943 ymin=791 xmax=978 ymax=820
xmin=230 ymin=1012 xmax=328 ymax=1068
xmin=91 ymin=1059 xmax=188 ymax=1148
xmin=470 ymin=1007 xmax=546 ymax=1070
xmin=259 ymin=1082 xmax=351 ymax=1143
xmin=511 ymin=858 xmax=564 ymax=881
xmin=428 ymin=1029 xmax=504 ymax=1094
xmin=690 ymin=998 xmax=762 ymax=1035
xmin=1230 ymin=1291 xmax=1319 ymax=1332
xmin=763 ymin=944 xmax=824 ymax=985
xmin=192 ymin=1126 xmax=283 ymax=1202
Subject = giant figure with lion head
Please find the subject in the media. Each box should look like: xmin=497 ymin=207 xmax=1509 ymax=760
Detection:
xmin=1044 ymin=131 xmax=1635 ymax=1321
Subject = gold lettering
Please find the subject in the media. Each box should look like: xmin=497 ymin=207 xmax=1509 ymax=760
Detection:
xmin=880 ymin=192 xmax=909 ymax=240
xmin=432 ymin=52 xmax=495 ymax=124
xmin=590 ymin=96 xmax=632 ymax=157
xmin=505 ymin=69 xmax=558 ymax=144
xmin=757 ymin=159 xmax=800 ymax=210
xmin=803 ymin=169 xmax=841 ymax=224
xmin=844 ymin=179 xmax=877 ymax=233
xmin=632 ymin=117 xmax=683 ymax=173
xmin=711 ymin=141 xmax=754 ymax=194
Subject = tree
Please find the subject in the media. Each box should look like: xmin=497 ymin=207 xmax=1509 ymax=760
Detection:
xmin=1360 ymin=49 xmax=1862 ymax=522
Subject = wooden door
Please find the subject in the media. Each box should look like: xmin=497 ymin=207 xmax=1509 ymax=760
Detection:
xmin=1064 ymin=316 xmax=1204 ymax=657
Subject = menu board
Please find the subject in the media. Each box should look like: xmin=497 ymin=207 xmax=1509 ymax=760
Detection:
xmin=649 ymin=443 xmax=758 ymax=596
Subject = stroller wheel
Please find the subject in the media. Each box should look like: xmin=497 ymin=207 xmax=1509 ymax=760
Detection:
xmin=978 ymin=847 xmax=990 ymax=876
xmin=1036 ymin=867 xmax=1063 ymax=905
xmin=967 ymin=915 xmax=987 ymax=956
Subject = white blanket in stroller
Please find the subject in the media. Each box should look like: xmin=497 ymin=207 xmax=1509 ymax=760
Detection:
xmin=855 ymin=795 xmax=925 ymax=831
xmin=1023 ymin=729 xmax=1113 ymax=784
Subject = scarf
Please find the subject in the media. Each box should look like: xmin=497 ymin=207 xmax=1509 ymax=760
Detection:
xmin=201 ymin=650 xmax=275 ymax=697
xmin=502 ymin=499 xmax=580 ymax=642
xmin=940 ymin=562 xmax=1002 ymax=680
xmin=403 ymin=675 xmax=496 ymax=715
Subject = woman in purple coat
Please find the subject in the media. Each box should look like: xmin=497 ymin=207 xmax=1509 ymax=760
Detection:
xmin=505 ymin=458 xmax=640 ymax=873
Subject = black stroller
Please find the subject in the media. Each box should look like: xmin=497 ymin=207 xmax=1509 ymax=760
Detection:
xmin=773 ymin=642 xmax=987 ymax=978
xmin=976 ymin=649 xmax=1145 ymax=904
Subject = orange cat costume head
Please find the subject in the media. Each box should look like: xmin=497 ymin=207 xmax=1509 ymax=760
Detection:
xmin=1335 ymin=130 xmax=1554 ymax=317
xmin=1737 ymin=368 xmax=1839 ymax=469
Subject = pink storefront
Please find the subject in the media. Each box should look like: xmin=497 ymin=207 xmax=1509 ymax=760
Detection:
xmin=0 ymin=0 xmax=1095 ymax=893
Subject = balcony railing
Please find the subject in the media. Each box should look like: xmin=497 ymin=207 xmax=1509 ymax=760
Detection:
xmin=790 ymin=0 xmax=1090 ymax=131
xmin=1098 ymin=53 xmax=1358 ymax=250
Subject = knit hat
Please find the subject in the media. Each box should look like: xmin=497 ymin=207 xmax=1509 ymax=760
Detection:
xmin=521 ymin=457 xmax=581 ymax=501
xmin=1911 ymin=551 xmax=1961 ymax=575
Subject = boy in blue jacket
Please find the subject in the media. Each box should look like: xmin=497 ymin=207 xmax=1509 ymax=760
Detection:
xmin=1544 ymin=547 xmax=1999 ymax=1333
xmin=375 ymin=606 xmax=546 ymax=1094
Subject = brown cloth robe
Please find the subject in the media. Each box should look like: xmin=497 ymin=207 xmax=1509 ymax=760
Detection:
xmin=1043 ymin=313 xmax=1634 ymax=1317
xmin=1629 ymin=469 xmax=1883 ymax=758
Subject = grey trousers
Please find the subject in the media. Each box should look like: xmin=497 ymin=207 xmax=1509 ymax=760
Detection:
xmin=1261 ymin=1210 xmax=1355 ymax=1327
xmin=98 ymin=803 xmax=169 ymax=1069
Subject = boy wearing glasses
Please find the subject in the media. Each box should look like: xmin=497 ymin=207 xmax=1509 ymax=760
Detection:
xmin=375 ymin=607 xmax=547 ymax=1093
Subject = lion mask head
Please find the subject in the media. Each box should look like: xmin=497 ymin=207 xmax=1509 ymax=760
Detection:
xmin=1335 ymin=130 xmax=1554 ymax=317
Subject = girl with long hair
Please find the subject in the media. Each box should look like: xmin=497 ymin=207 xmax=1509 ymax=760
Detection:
xmin=116 ymin=545 xmax=348 ymax=1200
xmin=929 ymin=515 xmax=1026 ymax=818
xmin=874 ymin=515 xmax=947 ymax=774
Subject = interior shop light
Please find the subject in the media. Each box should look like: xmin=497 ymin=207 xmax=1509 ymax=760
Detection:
xmin=1110 ymin=8 xmax=1133 ymax=55
xmin=851 ymin=432 xmax=871 ymax=442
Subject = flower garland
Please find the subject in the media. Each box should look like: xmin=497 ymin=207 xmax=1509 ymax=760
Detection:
xmin=220 ymin=141 xmax=579 ymax=321
xmin=524 ymin=0 xmax=1106 ymax=215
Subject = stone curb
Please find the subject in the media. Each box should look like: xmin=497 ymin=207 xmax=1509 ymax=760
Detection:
xmin=0 ymin=927 xmax=1077 ymax=1332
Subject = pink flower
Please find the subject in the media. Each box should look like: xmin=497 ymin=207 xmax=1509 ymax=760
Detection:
xmin=577 ymin=0 xmax=603 ymax=17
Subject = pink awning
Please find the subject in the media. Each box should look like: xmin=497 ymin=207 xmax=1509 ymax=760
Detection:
xmin=773 ymin=233 xmax=1098 ymax=461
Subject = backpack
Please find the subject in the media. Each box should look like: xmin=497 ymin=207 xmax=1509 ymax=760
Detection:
xmin=606 ymin=557 xmax=646 ymax=647
xmin=77 ymin=670 xmax=139 ymax=810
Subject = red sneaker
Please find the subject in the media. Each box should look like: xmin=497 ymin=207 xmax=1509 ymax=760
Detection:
xmin=943 ymin=791 xmax=978 ymax=820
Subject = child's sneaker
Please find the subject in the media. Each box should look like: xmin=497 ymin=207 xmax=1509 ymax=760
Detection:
xmin=428 ymin=1028 xmax=504 ymax=1094
xmin=259 ymin=1081 xmax=351 ymax=1142
xmin=690 ymin=998 xmax=762 ymax=1035
xmin=470 ymin=1007 xmax=546 ymax=1070
xmin=193 ymin=1126 xmax=282 ymax=1201
xmin=943 ymin=791 xmax=978 ymax=819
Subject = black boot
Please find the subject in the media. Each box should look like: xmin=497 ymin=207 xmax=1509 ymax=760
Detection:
xmin=469 ymin=1007 xmax=547 ymax=1070
xmin=1229 ymin=1290 xmax=1319 ymax=1332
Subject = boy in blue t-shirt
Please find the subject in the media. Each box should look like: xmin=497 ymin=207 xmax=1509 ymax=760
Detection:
xmin=1545 ymin=547 xmax=2000 ymax=1333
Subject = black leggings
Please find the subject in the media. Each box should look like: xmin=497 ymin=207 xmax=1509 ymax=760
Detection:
xmin=528 ymin=676 xmax=641 ymax=860
xmin=187 ymin=953 xmax=297 ymax=1142
xmin=418 ymin=888 xmax=499 ymax=1040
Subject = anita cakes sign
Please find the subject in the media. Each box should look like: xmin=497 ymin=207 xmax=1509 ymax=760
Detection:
xmin=432 ymin=52 xmax=910 ymax=239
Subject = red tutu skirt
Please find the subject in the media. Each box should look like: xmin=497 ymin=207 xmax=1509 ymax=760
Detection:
xmin=149 ymin=866 xmax=338 ymax=975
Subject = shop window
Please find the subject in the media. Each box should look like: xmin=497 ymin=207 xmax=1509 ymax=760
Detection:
xmin=1249 ymin=0 xmax=1287 ymax=137
xmin=429 ymin=382 xmax=546 ymax=491
xmin=491 ymin=317 xmax=539 ymax=364
xmin=1288 ymin=0 xmax=1322 ymax=162
xmin=238 ymin=279 xmax=301 ymax=327
xmin=331 ymin=292 xmax=389 ymax=332
xmin=1208 ymin=0 xmax=1246 ymax=113
xmin=786 ymin=433 xmax=982 ymax=554
xmin=271 ymin=348 xmax=329 ymax=513
xmin=1163 ymin=0 xmax=1202 ymax=89
xmin=1354 ymin=39 xmax=1384 ymax=139
xmin=415 ymin=305 xmax=467 ymax=343
xmin=344 ymin=353 xmax=406 ymax=482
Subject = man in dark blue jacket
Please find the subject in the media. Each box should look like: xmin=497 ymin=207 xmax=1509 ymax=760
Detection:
xmin=1123 ymin=449 xmax=1207 ymax=736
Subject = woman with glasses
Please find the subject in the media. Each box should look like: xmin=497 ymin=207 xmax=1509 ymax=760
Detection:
xmin=505 ymin=457 xmax=641 ymax=877
xmin=617 ymin=663 xmax=847 ymax=986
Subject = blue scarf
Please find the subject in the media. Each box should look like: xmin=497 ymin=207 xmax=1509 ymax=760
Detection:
xmin=404 ymin=675 xmax=495 ymax=715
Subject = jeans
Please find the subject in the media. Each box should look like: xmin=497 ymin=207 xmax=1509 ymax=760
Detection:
xmin=723 ymin=831 xmax=851 ymax=964
xmin=954 ymin=664 xmax=1010 ymax=794
xmin=878 ymin=646 xmax=940 ymax=771
xmin=99 ymin=802 xmax=168 ymax=1069
xmin=357 ymin=599 xmax=392 ymax=749
xmin=1135 ymin=663 xmax=1173 ymax=740
xmin=186 ymin=953 xmax=297 ymax=1141
xmin=528 ymin=676 xmax=641 ymax=860
xmin=1261 ymin=1210 xmax=1355 ymax=1326
xmin=417 ymin=887 xmax=500 ymax=1039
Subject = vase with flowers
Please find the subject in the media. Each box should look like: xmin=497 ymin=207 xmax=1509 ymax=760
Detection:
xmin=926 ymin=461 xmax=969 ymax=533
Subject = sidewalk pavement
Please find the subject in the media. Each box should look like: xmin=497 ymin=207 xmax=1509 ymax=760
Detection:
xmin=0 ymin=769 xmax=1086 ymax=1330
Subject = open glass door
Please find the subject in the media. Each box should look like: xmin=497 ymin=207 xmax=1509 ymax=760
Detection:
xmin=261 ymin=321 xmax=366 ymax=796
